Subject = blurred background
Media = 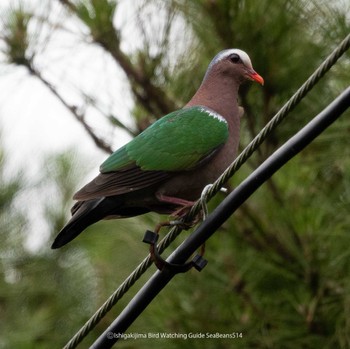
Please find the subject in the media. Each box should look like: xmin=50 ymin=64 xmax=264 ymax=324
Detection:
xmin=0 ymin=0 xmax=350 ymax=348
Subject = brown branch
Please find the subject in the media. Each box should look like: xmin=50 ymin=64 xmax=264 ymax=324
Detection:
xmin=27 ymin=64 xmax=113 ymax=154
xmin=58 ymin=0 xmax=178 ymax=117
xmin=108 ymin=114 xmax=137 ymax=137
xmin=102 ymin=40 xmax=178 ymax=117
xmin=81 ymin=92 xmax=137 ymax=137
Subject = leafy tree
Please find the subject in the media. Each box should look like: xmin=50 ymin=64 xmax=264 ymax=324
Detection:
xmin=0 ymin=146 xmax=102 ymax=348
xmin=0 ymin=0 xmax=349 ymax=348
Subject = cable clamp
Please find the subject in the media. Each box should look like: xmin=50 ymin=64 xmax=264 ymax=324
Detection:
xmin=143 ymin=222 xmax=208 ymax=273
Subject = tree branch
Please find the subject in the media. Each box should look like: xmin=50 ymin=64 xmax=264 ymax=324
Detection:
xmin=58 ymin=0 xmax=178 ymax=118
xmin=27 ymin=64 xmax=114 ymax=154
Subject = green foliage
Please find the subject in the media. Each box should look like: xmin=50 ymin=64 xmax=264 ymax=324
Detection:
xmin=1 ymin=5 xmax=32 ymax=66
xmin=0 ymin=145 xmax=25 ymax=251
xmin=43 ymin=151 xmax=87 ymax=234
xmin=74 ymin=0 xmax=118 ymax=46
xmin=0 ymin=147 xmax=100 ymax=348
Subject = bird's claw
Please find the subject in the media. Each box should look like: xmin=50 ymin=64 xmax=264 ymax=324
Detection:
xmin=143 ymin=183 xmax=225 ymax=272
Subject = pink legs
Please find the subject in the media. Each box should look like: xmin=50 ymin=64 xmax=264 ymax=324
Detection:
xmin=156 ymin=194 xmax=195 ymax=217
xmin=156 ymin=194 xmax=195 ymax=207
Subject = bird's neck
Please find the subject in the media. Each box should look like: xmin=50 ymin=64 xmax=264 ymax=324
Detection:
xmin=185 ymin=74 xmax=240 ymax=121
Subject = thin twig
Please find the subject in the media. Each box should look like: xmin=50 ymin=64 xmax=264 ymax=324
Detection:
xmin=27 ymin=64 xmax=113 ymax=154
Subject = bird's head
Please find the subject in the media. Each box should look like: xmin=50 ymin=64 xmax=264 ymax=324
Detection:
xmin=205 ymin=49 xmax=264 ymax=86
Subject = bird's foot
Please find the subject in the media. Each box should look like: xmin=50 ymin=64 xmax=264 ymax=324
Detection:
xmin=144 ymin=187 xmax=220 ymax=271
xmin=156 ymin=184 xmax=228 ymax=230
xmin=171 ymin=204 xmax=192 ymax=218
xmin=156 ymin=193 xmax=198 ymax=227
xmin=156 ymin=193 xmax=195 ymax=207
xmin=172 ymin=207 xmax=203 ymax=230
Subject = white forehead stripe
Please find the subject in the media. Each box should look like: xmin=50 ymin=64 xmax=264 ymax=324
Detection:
xmin=199 ymin=107 xmax=227 ymax=123
xmin=211 ymin=48 xmax=253 ymax=69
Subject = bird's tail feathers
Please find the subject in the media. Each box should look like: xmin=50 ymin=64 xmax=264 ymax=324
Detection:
xmin=51 ymin=197 xmax=122 ymax=249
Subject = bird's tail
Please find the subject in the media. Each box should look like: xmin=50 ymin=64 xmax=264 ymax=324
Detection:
xmin=51 ymin=197 xmax=122 ymax=249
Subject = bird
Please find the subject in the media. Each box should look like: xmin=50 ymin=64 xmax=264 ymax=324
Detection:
xmin=51 ymin=49 xmax=263 ymax=249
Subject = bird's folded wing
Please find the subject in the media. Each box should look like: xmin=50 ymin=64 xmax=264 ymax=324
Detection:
xmin=74 ymin=106 xmax=229 ymax=200
xmin=73 ymin=167 xmax=170 ymax=200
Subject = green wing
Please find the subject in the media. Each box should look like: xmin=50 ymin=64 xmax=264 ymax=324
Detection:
xmin=74 ymin=106 xmax=228 ymax=200
xmin=101 ymin=106 xmax=229 ymax=173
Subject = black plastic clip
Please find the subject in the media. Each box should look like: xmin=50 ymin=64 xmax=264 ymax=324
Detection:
xmin=142 ymin=222 xmax=208 ymax=273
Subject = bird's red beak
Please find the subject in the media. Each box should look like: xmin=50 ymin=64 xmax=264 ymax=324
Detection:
xmin=248 ymin=70 xmax=264 ymax=85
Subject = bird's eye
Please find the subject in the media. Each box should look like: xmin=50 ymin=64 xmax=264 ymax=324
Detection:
xmin=229 ymin=53 xmax=241 ymax=63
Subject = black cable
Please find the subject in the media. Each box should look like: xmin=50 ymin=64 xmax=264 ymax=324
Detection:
xmin=90 ymin=88 xmax=350 ymax=348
